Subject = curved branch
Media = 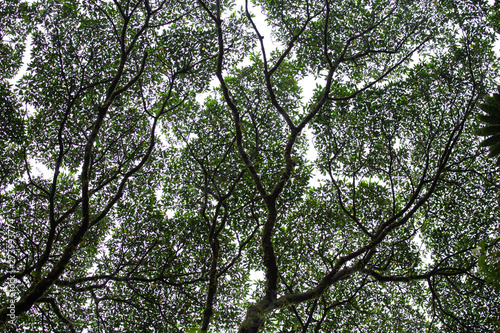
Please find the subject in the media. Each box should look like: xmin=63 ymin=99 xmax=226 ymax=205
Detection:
xmin=37 ymin=297 xmax=76 ymax=333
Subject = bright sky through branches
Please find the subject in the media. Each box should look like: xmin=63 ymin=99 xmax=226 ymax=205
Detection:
xmin=1 ymin=0 xmax=499 ymax=331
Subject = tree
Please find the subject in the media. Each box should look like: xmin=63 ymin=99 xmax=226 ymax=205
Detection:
xmin=0 ymin=0 xmax=29 ymax=191
xmin=1 ymin=0 xmax=499 ymax=331
xmin=474 ymin=88 xmax=500 ymax=293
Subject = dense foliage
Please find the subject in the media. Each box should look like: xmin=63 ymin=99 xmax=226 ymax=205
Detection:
xmin=1 ymin=0 xmax=500 ymax=331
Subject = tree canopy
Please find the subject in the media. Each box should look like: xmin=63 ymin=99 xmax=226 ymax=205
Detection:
xmin=1 ymin=0 xmax=500 ymax=331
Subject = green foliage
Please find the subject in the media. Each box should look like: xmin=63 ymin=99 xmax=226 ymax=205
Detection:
xmin=477 ymin=240 xmax=500 ymax=292
xmin=0 ymin=0 xmax=499 ymax=332
xmin=475 ymin=87 xmax=500 ymax=165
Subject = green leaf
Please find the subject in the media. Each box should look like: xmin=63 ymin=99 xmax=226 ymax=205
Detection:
xmin=479 ymin=134 xmax=500 ymax=147
xmin=488 ymin=143 xmax=500 ymax=157
xmin=478 ymin=114 xmax=500 ymax=125
xmin=474 ymin=125 xmax=500 ymax=136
